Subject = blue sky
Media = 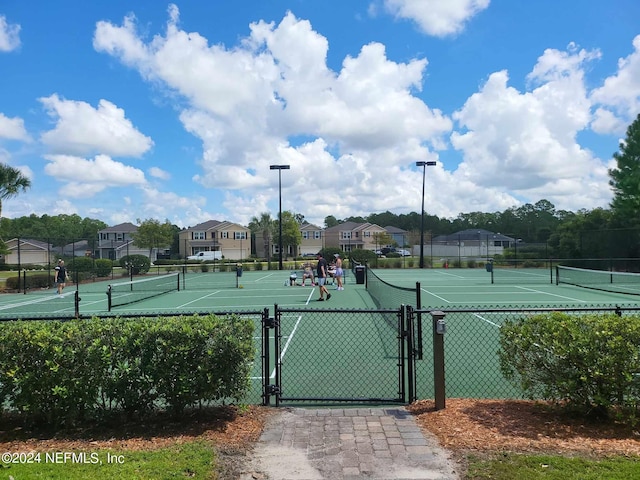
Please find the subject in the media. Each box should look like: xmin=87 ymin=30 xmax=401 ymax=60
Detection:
xmin=1 ymin=1 xmax=639 ymax=229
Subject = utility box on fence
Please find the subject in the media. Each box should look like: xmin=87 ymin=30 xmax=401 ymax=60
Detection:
xmin=355 ymin=265 xmax=366 ymax=284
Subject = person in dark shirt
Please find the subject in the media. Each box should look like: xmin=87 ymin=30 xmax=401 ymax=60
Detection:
xmin=54 ymin=259 xmax=69 ymax=295
xmin=315 ymin=253 xmax=331 ymax=301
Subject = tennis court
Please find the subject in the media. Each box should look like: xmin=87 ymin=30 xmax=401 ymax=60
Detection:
xmin=372 ymin=265 xmax=640 ymax=308
xmin=2 ymin=265 xmax=639 ymax=404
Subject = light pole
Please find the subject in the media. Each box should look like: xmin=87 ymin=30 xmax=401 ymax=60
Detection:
xmin=416 ymin=160 xmax=436 ymax=268
xmin=270 ymin=164 xmax=290 ymax=270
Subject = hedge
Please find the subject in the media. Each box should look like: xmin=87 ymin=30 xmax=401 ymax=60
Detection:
xmin=0 ymin=314 xmax=255 ymax=425
xmin=499 ymin=312 xmax=640 ymax=420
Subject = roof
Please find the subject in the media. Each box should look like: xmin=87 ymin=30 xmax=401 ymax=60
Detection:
xmin=384 ymin=226 xmax=408 ymax=234
xmin=300 ymin=222 xmax=322 ymax=231
xmin=99 ymin=222 xmax=138 ymax=233
xmin=324 ymin=221 xmax=385 ymax=233
xmin=186 ymin=220 xmax=249 ymax=231
xmin=433 ymin=229 xmax=515 ymax=242
xmin=6 ymin=238 xmax=51 ymax=251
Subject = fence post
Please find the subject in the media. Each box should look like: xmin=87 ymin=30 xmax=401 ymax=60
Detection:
xmin=262 ymin=307 xmax=272 ymax=406
xmin=431 ymin=310 xmax=446 ymax=410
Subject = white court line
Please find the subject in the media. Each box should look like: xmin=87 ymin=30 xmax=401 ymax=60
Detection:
xmin=420 ymin=287 xmax=451 ymax=304
xmin=254 ymin=272 xmax=278 ymax=282
xmin=472 ymin=312 xmax=501 ymax=327
xmin=177 ymin=290 xmax=221 ymax=308
xmin=0 ymin=293 xmax=71 ymax=311
xmin=516 ymin=286 xmax=587 ymax=303
xmin=432 ymin=270 xmax=468 ymax=279
xmin=306 ymin=289 xmax=315 ymax=304
xmin=260 ymin=314 xmax=304 ymax=380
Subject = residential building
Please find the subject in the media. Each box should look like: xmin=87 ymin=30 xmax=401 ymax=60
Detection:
xmin=323 ymin=222 xmax=387 ymax=253
xmin=299 ymin=223 xmax=323 ymax=256
xmin=179 ymin=220 xmax=250 ymax=260
xmin=97 ymin=222 xmax=151 ymax=261
xmin=430 ymin=229 xmax=515 ymax=257
xmin=2 ymin=238 xmax=52 ymax=265
xmin=384 ymin=226 xmax=410 ymax=248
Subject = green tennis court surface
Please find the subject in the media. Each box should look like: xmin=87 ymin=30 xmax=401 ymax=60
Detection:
xmin=2 ymin=266 xmax=638 ymax=403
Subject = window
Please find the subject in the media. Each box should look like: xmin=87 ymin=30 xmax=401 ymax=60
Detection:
xmin=116 ymin=233 xmax=124 ymax=241
xmin=314 ymin=231 xmax=321 ymax=239
xmin=192 ymin=231 xmax=205 ymax=240
xmin=100 ymin=233 xmax=109 ymax=240
xmin=341 ymin=231 xmax=352 ymax=240
xmin=234 ymin=231 xmax=247 ymax=240
xmin=302 ymin=231 xmax=309 ymax=239
xmin=221 ymin=231 xmax=229 ymax=239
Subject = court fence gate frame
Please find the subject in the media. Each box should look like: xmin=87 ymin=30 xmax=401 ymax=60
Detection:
xmin=261 ymin=304 xmax=434 ymax=407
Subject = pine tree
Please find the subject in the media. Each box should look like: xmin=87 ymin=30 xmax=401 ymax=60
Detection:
xmin=609 ymin=114 xmax=640 ymax=227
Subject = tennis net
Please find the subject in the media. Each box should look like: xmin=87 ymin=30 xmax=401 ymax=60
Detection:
xmin=490 ymin=259 xmax=554 ymax=284
xmin=366 ymin=267 xmax=419 ymax=309
xmin=556 ymin=266 xmax=640 ymax=295
xmin=107 ymin=273 xmax=180 ymax=310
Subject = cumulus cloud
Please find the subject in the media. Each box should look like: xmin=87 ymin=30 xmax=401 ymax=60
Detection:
xmin=148 ymin=166 xmax=170 ymax=180
xmin=43 ymin=154 xmax=147 ymax=197
xmin=0 ymin=113 xmax=30 ymax=141
xmin=94 ymin=6 xmax=451 ymax=202
xmin=450 ymin=44 xmax=612 ymax=212
xmin=590 ymin=34 xmax=640 ymax=135
xmin=382 ymin=0 xmax=490 ymax=37
xmin=0 ymin=15 xmax=20 ymax=52
xmin=39 ymin=94 xmax=153 ymax=157
xmin=91 ymin=5 xmax=633 ymax=224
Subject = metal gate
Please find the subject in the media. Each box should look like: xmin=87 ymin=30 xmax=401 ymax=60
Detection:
xmin=262 ymin=305 xmax=417 ymax=405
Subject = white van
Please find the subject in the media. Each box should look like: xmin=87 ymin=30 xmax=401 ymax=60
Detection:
xmin=187 ymin=251 xmax=222 ymax=261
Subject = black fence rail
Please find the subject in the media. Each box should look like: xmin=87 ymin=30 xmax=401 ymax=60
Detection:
xmin=2 ymin=298 xmax=640 ymax=408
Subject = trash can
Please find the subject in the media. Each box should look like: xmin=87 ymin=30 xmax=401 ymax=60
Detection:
xmin=485 ymin=262 xmax=493 ymax=273
xmin=355 ymin=265 xmax=366 ymax=284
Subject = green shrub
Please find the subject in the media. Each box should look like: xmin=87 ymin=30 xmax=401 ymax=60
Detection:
xmin=95 ymin=258 xmax=113 ymax=277
xmin=5 ymin=275 xmax=20 ymax=290
xmin=0 ymin=314 xmax=255 ymax=425
xmin=5 ymin=273 xmax=50 ymax=290
xmin=119 ymin=254 xmax=150 ymax=275
xmin=467 ymin=259 xmax=477 ymax=268
xmin=350 ymin=249 xmax=376 ymax=265
xmin=499 ymin=312 xmax=640 ymax=420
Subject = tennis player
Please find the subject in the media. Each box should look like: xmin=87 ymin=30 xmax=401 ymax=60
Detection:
xmin=316 ymin=253 xmax=331 ymax=301
xmin=54 ymin=259 xmax=69 ymax=295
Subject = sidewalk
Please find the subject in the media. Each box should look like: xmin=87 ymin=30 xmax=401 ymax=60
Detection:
xmin=239 ymin=407 xmax=460 ymax=480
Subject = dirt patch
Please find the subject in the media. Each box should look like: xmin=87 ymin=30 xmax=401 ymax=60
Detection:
xmin=408 ymin=399 xmax=640 ymax=457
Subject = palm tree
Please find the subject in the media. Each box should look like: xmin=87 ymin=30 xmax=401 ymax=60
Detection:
xmin=0 ymin=163 xmax=31 ymax=221
xmin=248 ymin=212 xmax=274 ymax=261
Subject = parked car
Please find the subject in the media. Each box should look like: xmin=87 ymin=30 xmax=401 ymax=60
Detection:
xmin=187 ymin=251 xmax=222 ymax=261
xmin=396 ymin=249 xmax=411 ymax=256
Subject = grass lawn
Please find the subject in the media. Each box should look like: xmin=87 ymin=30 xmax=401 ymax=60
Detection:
xmin=466 ymin=453 xmax=640 ymax=479
xmin=0 ymin=441 xmax=217 ymax=479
